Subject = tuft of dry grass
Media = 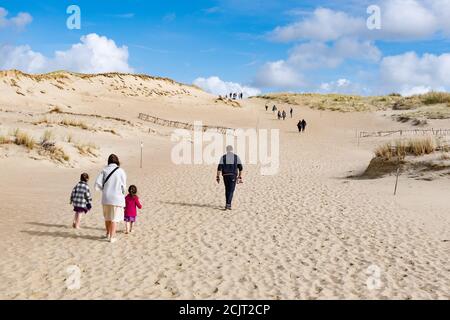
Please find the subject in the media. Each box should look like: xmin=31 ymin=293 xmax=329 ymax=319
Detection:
xmin=60 ymin=119 xmax=89 ymax=130
xmin=33 ymin=117 xmax=49 ymax=125
xmin=75 ymin=142 xmax=99 ymax=156
xmin=1 ymin=128 xmax=70 ymax=162
xmin=420 ymin=91 xmax=450 ymax=105
xmin=39 ymin=145 xmax=70 ymax=163
xmin=103 ymin=129 xmax=118 ymax=135
xmin=66 ymin=134 xmax=73 ymax=143
xmin=40 ymin=130 xmax=54 ymax=144
xmin=13 ymin=130 xmax=36 ymax=150
xmin=34 ymin=117 xmax=90 ymax=130
xmin=440 ymin=153 xmax=450 ymax=161
xmin=0 ymin=134 xmax=11 ymax=144
xmin=375 ymin=137 xmax=438 ymax=160
xmin=49 ymin=106 xmax=63 ymax=113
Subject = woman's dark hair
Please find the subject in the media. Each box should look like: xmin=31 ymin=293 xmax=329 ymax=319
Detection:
xmin=80 ymin=173 xmax=89 ymax=182
xmin=108 ymin=154 xmax=120 ymax=166
xmin=128 ymin=185 xmax=137 ymax=196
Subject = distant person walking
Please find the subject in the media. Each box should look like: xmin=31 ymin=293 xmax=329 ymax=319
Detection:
xmin=70 ymin=173 xmax=92 ymax=229
xmin=95 ymin=154 xmax=127 ymax=243
xmin=297 ymin=120 xmax=302 ymax=133
xmin=282 ymin=110 xmax=287 ymax=120
xmin=301 ymin=119 xmax=307 ymax=132
xmin=265 ymin=105 xmax=268 ymax=111
xmin=290 ymin=108 xmax=293 ymax=118
xmin=216 ymin=145 xmax=243 ymax=210
xmin=124 ymin=185 xmax=142 ymax=234
xmin=272 ymin=105 xmax=277 ymax=113
xmin=277 ymin=110 xmax=282 ymax=120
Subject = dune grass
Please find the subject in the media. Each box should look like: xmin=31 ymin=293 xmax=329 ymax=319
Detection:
xmin=34 ymin=117 xmax=90 ymax=130
xmin=49 ymin=106 xmax=63 ymax=113
xmin=66 ymin=134 xmax=73 ymax=143
xmin=13 ymin=129 xmax=36 ymax=150
xmin=0 ymin=134 xmax=11 ymax=144
xmin=420 ymin=92 xmax=450 ymax=105
xmin=75 ymin=142 xmax=98 ymax=156
xmin=40 ymin=130 xmax=54 ymax=144
xmin=39 ymin=145 xmax=70 ymax=163
xmin=38 ymin=130 xmax=70 ymax=163
xmin=259 ymin=93 xmax=400 ymax=112
xmin=375 ymin=137 xmax=439 ymax=160
xmin=1 ymin=128 xmax=69 ymax=162
xmin=60 ymin=118 xmax=89 ymax=130
xmin=440 ymin=153 xmax=450 ymax=161
xmin=259 ymin=91 xmax=450 ymax=119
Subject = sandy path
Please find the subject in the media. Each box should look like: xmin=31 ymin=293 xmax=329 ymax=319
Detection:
xmin=0 ymin=100 xmax=449 ymax=299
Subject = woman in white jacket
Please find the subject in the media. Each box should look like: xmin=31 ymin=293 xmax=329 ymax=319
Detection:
xmin=95 ymin=154 xmax=127 ymax=243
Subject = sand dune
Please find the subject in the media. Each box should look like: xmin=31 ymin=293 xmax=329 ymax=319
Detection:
xmin=0 ymin=71 xmax=449 ymax=299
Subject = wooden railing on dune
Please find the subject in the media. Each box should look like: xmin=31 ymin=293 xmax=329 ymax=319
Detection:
xmin=359 ymin=128 xmax=450 ymax=138
xmin=138 ymin=113 xmax=234 ymax=134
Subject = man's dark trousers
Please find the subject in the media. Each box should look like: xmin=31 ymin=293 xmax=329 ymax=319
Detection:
xmin=223 ymin=174 xmax=237 ymax=207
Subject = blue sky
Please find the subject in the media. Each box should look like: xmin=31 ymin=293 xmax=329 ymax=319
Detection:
xmin=1 ymin=0 xmax=450 ymax=96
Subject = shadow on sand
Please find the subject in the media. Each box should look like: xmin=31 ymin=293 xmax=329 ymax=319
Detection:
xmin=21 ymin=230 xmax=103 ymax=241
xmin=26 ymin=222 xmax=104 ymax=231
xmin=160 ymin=201 xmax=224 ymax=210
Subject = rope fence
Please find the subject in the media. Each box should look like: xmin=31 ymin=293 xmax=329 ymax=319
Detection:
xmin=358 ymin=128 xmax=450 ymax=138
xmin=138 ymin=113 xmax=234 ymax=134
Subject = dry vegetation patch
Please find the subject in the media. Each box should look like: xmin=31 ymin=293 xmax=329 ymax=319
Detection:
xmin=358 ymin=137 xmax=450 ymax=179
xmin=74 ymin=142 xmax=99 ymax=157
xmin=13 ymin=129 xmax=36 ymax=150
xmin=259 ymin=91 xmax=450 ymax=120
xmin=0 ymin=129 xmax=70 ymax=163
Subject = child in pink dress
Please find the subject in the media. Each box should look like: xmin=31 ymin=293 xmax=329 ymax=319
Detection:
xmin=124 ymin=185 xmax=142 ymax=234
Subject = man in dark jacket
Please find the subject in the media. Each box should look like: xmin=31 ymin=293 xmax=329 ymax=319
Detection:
xmin=216 ymin=145 xmax=243 ymax=210
xmin=297 ymin=120 xmax=302 ymax=132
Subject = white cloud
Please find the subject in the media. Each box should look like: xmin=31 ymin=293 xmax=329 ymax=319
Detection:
xmin=430 ymin=0 xmax=450 ymax=35
xmin=254 ymin=60 xmax=305 ymax=89
xmin=0 ymin=7 xmax=32 ymax=29
xmin=204 ymin=7 xmax=221 ymax=14
xmin=253 ymin=38 xmax=380 ymax=92
xmin=337 ymin=78 xmax=351 ymax=87
xmin=399 ymin=86 xmax=435 ymax=97
xmin=380 ymin=0 xmax=438 ymax=40
xmin=269 ymin=1 xmax=450 ymax=43
xmin=0 ymin=33 xmax=133 ymax=74
xmin=111 ymin=13 xmax=135 ymax=19
xmin=287 ymin=38 xmax=380 ymax=69
xmin=193 ymin=76 xmax=261 ymax=97
xmin=270 ymin=8 xmax=365 ymax=42
xmin=53 ymin=34 xmax=133 ymax=73
xmin=0 ymin=45 xmax=47 ymax=73
xmin=260 ymin=2 xmax=450 ymax=94
xmin=380 ymin=51 xmax=450 ymax=94
xmin=319 ymin=78 xmax=369 ymax=94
